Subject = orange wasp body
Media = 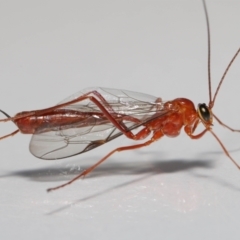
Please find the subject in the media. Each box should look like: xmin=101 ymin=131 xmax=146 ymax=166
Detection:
xmin=0 ymin=0 xmax=240 ymax=191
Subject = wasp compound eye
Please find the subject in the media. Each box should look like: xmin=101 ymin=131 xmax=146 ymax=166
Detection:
xmin=198 ymin=103 xmax=211 ymax=122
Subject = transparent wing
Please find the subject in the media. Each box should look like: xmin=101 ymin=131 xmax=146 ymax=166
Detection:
xmin=29 ymin=87 xmax=170 ymax=160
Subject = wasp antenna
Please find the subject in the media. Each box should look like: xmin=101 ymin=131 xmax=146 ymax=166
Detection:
xmin=202 ymin=0 xmax=212 ymax=105
xmin=203 ymin=0 xmax=240 ymax=109
xmin=209 ymin=129 xmax=240 ymax=170
xmin=210 ymin=48 xmax=240 ymax=108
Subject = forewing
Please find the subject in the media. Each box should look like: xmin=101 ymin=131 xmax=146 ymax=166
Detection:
xmin=30 ymin=122 xmax=121 ymax=160
xmin=30 ymin=87 xmax=169 ymax=160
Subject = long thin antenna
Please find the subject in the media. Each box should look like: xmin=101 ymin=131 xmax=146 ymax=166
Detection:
xmin=209 ymin=129 xmax=240 ymax=170
xmin=202 ymin=0 xmax=212 ymax=104
xmin=210 ymin=47 xmax=240 ymax=108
